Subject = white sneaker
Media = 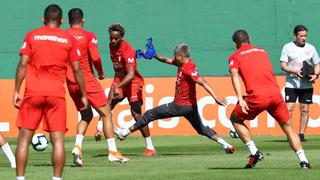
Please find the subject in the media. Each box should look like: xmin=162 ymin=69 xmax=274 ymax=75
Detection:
xmin=72 ymin=145 xmax=83 ymax=167
xmin=114 ymin=127 xmax=127 ymax=141
xmin=108 ymin=151 xmax=130 ymax=163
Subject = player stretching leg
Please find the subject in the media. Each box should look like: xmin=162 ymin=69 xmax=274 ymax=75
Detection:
xmin=105 ymin=23 xmax=156 ymax=156
xmin=115 ymin=43 xmax=235 ymax=154
xmin=228 ymin=29 xmax=311 ymax=169
xmin=0 ymin=133 xmax=16 ymax=168
xmin=66 ymin=9 xmax=129 ymax=166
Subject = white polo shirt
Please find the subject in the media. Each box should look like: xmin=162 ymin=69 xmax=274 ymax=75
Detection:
xmin=280 ymin=42 xmax=320 ymax=89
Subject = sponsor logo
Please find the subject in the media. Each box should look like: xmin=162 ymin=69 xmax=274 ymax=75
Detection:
xmin=191 ymin=71 xmax=198 ymax=77
xmin=92 ymin=38 xmax=98 ymax=44
xmin=34 ymin=35 xmax=68 ymax=44
xmin=73 ymin=35 xmax=83 ymax=40
xmin=128 ymin=58 xmax=134 ymax=63
xmin=240 ymin=48 xmax=265 ymax=55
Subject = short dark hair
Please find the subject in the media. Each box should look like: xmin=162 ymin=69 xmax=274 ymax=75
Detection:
xmin=44 ymin=4 xmax=62 ymax=25
xmin=108 ymin=23 xmax=125 ymax=37
xmin=68 ymin=8 xmax=83 ymax=25
xmin=294 ymin=25 xmax=308 ymax=35
xmin=232 ymin=29 xmax=249 ymax=45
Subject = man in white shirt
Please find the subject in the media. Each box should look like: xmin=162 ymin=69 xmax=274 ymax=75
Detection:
xmin=280 ymin=25 xmax=320 ymax=142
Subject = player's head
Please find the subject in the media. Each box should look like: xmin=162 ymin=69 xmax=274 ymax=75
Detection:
xmin=173 ymin=43 xmax=190 ymax=65
xmin=294 ymin=25 xmax=308 ymax=46
xmin=108 ymin=23 xmax=125 ymax=48
xmin=232 ymin=29 xmax=250 ymax=49
xmin=43 ymin=4 xmax=63 ymax=26
xmin=68 ymin=8 xmax=84 ymax=26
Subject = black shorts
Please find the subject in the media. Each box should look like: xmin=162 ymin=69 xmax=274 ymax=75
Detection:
xmin=284 ymin=88 xmax=313 ymax=104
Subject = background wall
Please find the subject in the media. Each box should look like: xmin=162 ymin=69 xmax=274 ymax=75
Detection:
xmin=1 ymin=0 xmax=320 ymax=79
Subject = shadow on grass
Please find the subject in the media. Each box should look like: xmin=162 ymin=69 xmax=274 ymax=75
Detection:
xmin=207 ymin=167 xmax=286 ymax=170
xmin=33 ymin=164 xmax=52 ymax=167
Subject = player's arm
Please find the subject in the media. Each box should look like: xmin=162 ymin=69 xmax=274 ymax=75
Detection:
xmin=71 ymin=61 xmax=88 ymax=110
xmin=113 ymin=66 xmax=135 ymax=99
xmin=281 ymin=62 xmax=303 ymax=77
xmin=196 ymin=77 xmax=227 ymax=106
xmin=88 ymin=33 xmax=104 ymax=79
xmin=155 ymin=54 xmax=175 ymax=64
xmin=230 ymin=68 xmax=249 ymax=114
xmin=13 ymin=55 xmax=29 ymax=108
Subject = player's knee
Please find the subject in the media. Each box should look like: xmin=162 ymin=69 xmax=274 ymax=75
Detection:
xmin=80 ymin=108 xmax=93 ymax=121
xmin=130 ymin=101 xmax=142 ymax=115
xmin=300 ymin=107 xmax=309 ymax=115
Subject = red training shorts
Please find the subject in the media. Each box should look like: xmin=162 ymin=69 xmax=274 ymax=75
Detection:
xmin=16 ymin=96 xmax=67 ymax=132
xmin=110 ymin=78 xmax=143 ymax=103
xmin=234 ymin=94 xmax=289 ymax=123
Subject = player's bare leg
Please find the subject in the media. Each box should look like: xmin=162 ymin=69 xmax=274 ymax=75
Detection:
xmin=230 ymin=111 xmax=263 ymax=168
xmin=279 ymin=120 xmax=310 ymax=168
xmin=130 ymin=101 xmax=156 ymax=156
xmin=49 ymin=132 xmax=65 ymax=178
xmin=16 ymin=128 xmax=34 ymax=178
xmin=299 ymin=103 xmax=309 ymax=142
xmin=72 ymin=108 xmax=93 ymax=166
xmin=97 ymin=104 xmax=129 ymax=163
xmin=0 ymin=133 xmax=16 ymax=168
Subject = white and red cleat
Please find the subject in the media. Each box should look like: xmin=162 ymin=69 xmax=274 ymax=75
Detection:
xmin=108 ymin=151 xmax=130 ymax=163
xmin=144 ymin=148 xmax=156 ymax=157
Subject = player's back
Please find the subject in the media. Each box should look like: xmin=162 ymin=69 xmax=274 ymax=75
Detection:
xmin=20 ymin=26 xmax=75 ymax=97
xmin=229 ymin=44 xmax=280 ymax=100
xmin=66 ymin=28 xmax=95 ymax=81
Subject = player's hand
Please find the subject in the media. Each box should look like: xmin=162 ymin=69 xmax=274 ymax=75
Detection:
xmin=214 ymin=97 xmax=227 ymax=106
xmin=308 ymin=74 xmax=318 ymax=83
xmin=80 ymin=96 xmax=89 ymax=111
xmin=113 ymin=87 xmax=121 ymax=99
xmin=239 ymin=99 xmax=249 ymax=114
xmin=98 ymin=74 xmax=105 ymax=80
xmin=13 ymin=92 xmax=22 ymax=109
xmin=293 ymin=70 xmax=303 ymax=78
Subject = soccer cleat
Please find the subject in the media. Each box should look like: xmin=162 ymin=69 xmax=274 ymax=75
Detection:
xmin=144 ymin=148 xmax=156 ymax=157
xmin=94 ymin=129 xmax=102 ymax=142
xmin=300 ymin=161 xmax=312 ymax=169
xmin=114 ymin=127 xmax=127 ymax=141
xmin=244 ymin=151 xmax=264 ymax=169
xmin=108 ymin=151 xmax=130 ymax=163
xmin=72 ymin=145 xmax=83 ymax=167
xmin=299 ymin=134 xmax=307 ymax=142
xmin=225 ymin=146 xmax=235 ymax=154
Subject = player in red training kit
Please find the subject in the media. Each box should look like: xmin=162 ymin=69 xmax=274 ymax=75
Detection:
xmin=228 ymin=29 xmax=311 ymax=169
xmin=99 ymin=23 xmax=156 ymax=157
xmin=66 ymin=8 xmax=129 ymax=165
xmin=115 ymin=43 xmax=235 ymax=154
xmin=14 ymin=5 xmax=88 ymax=180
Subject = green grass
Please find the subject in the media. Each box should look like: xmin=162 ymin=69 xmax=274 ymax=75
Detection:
xmin=1 ymin=135 xmax=319 ymax=180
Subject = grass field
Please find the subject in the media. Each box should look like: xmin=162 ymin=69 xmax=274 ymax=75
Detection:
xmin=0 ymin=135 xmax=319 ymax=180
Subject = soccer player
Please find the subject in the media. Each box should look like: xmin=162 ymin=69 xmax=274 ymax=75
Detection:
xmin=0 ymin=133 xmax=16 ymax=168
xmin=229 ymin=29 xmax=311 ymax=169
xmin=280 ymin=25 xmax=320 ymax=142
xmin=66 ymin=8 xmax=129 ymax=166
xmin=13 ymin=4 xmax=88 ymax=180
xmin=105 ymin=23 xmax=156 ymax=156
xmin=115 ymin=43 xmax=235 ymax=154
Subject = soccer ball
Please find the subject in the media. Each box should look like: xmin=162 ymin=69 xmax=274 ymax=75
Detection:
xmin=31 ymin=133 xmax=49 ymax=151
xmin=229 ymin=130 xmax=240 ymax=138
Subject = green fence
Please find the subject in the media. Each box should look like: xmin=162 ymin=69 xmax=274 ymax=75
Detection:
xmin=1 ymin=0 xmax=320 ymax=78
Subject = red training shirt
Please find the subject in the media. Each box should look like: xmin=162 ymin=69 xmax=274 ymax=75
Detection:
xmin=109 ymin=40 xmax=144 ymax=86
xmin=173 ymin=59 xmax=201 ymax=105
xmin=19 ymin=26 xmax=80 ymax=98
xmin=228 ymin=44 xmax=280 ymax=100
